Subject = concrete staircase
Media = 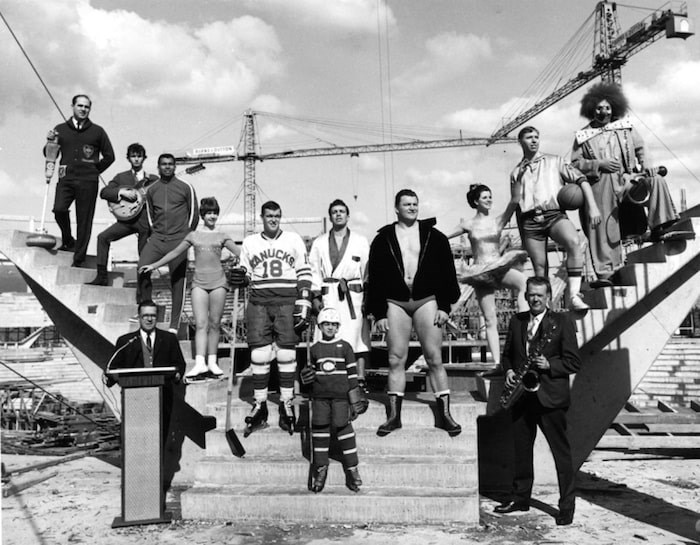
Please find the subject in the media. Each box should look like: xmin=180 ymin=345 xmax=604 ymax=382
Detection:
xmin=0 ymin=230 xmax=135 ymax=417
xmin=629 ymin=337 xmax=700 ymax=408
xmin=181 ymin=385 xmax=480 ymax=524
xmin=568 ymin=213 xmax=700 ymax=469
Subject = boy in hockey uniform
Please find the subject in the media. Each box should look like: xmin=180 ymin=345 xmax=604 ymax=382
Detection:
xmin=301 ymin=307 xmax=368 ymax=493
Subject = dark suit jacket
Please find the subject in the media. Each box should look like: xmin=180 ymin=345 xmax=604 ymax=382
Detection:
xmin=502 ymin=309 xmax=581 ymax=408
xmin=110 ymin=328 xmax=186 ymax=378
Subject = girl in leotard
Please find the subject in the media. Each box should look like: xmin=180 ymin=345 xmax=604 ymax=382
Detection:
xmin=447 ymin=184 xmax=528 ymax=367
xmin=140 ymin=197 xmax=240 ymax=379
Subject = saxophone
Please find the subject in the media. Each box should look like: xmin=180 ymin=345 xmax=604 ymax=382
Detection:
xmin=500 ymin=319 xmax=553 ymax=411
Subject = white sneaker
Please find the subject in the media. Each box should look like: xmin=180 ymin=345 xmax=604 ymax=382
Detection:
xmin=207 ymin=360 xmax=224 ymax=377
xmin=185 ymin=361 xmax=209 ymax=378
xmin=568 ymin=293 xmax=590 ymax=311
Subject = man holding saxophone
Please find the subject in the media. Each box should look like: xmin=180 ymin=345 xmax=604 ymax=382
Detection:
xmin=495 ymin=276 xmax=581 ymax=526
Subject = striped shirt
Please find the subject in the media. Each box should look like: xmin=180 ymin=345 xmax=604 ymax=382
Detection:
xmin=309 ymin=337 xmax=358 ymax=399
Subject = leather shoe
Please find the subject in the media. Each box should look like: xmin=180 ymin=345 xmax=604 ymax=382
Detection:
xmin=555 ymin=506 xmax=575 ymax=525
xmin=494 ymin=500 xmax=529 ymax=514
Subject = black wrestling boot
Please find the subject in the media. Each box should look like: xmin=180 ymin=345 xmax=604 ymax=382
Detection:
xmin=377 ymin=393 xmax=402 ymax=436
xmin=436 ymin=394 xmax=462 ymax=437
xmin=86 ymin=265 xmax=109 ymax=286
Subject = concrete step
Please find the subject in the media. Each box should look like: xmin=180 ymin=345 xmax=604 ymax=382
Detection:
xmin=204 ymin=426 xmax=475 ymax=458
xmin=634 ymin=383 xmax=700 ymax=394
xmin=639 ymin=375 xmax=700 ymax=384
xmin=193 ymin=454 xmax=477 ymax=488
xmin=625 ymin=242 xmax=669 ymax=264
xmin=181 ymin=484 xmax=478 ymax=524
xmin=582 ymin=284 xmax=643 ymax=310
xmin=55 ymin=265 xmax=124 ymax=287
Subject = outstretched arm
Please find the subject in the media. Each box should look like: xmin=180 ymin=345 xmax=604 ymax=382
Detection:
xmin=445 ymin=221 xmax=467 ymax=240
xmin=139 ymin=239 xmax=191 ymax=273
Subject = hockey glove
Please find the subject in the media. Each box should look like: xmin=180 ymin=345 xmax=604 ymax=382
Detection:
xmin=293 ymin=288 xmax=313 ymax=334
xmin=300 ymin=365 xmax=316 ymax=385
xmin=228 ymin=266 xmax=249 ymax=288
xmin=348 ymin=386 xmax=369 ymax=420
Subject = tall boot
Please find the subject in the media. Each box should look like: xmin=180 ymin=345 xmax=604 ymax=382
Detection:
xmin=436 ymin=394 xmax=461 ymax=437
xmin=86 ymin=265 xmax=108 ymax=286
xmin=377 ymin=393 xmax=402 ymax=437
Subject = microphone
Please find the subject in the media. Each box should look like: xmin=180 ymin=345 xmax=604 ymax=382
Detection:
xmin=104 ymin=335 xmax=140 ymax=383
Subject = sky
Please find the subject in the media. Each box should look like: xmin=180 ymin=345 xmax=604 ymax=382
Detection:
xmin=1 ymin=0 xmax=698 ymax=261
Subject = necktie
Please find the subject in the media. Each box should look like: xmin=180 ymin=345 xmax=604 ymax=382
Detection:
xmin=527 ymin=317 xmax=538 ymax=343
xmin=146 ymin=334 xmax=153 ymax=366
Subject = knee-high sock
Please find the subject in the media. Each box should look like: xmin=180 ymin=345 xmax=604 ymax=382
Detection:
xmin=337 ymin=423 xmax=358 ymax=468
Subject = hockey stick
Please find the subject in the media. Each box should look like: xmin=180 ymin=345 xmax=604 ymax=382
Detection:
xmin=224 ymin=287 xmax=245 ymax=457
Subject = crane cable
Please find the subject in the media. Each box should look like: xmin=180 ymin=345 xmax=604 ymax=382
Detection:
xmin=0 ymin=9 xmax=67 ymax=122
xmin=629 ymin=107 xmax=700 ymax=184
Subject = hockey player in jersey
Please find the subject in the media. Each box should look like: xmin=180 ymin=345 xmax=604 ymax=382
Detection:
xmin=300 ymin=307 xmax=368 ymax=493
xmin=308 ymin=199 xmax=371 ymax=385
xmin=235 ymin=201 xmax=313 ymax=435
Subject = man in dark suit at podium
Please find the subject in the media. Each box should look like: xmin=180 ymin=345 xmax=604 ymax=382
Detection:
xmin=495 ymin=276 xmax=581 ymax=526
xmin=109 ymin=300 xmax=186 ymax=378
xmin=107 ymin=300 xmax=186 ymax=432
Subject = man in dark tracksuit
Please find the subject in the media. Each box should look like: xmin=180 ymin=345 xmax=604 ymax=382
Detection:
xmin=46 ymin=94 xmax=115 ymax=267
xmin=137 ymin=154 xmax=198 ymax=333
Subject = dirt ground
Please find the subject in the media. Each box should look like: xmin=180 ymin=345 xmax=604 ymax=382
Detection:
xmin=2 ymin=449 xmax=699 ymax=545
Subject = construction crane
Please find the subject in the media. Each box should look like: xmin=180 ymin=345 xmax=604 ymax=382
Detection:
xmin=174 ymin=111 xmax=515 ymax=235
xmin=492 ymin=1 xmax=693 ymax=138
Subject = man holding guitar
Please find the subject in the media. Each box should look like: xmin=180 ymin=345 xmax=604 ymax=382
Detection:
xmin=86 ymin=143 xmax=157 ymax=288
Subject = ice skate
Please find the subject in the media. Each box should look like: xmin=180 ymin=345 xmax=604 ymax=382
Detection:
xmin=243 ymin=401 xmax=269 ymax=437
xmin=278 ymin=399 xmax=295 ymax=435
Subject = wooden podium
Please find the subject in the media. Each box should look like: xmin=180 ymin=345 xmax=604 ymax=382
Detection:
xmin=107 ymin=366 xmax=178 ymax=528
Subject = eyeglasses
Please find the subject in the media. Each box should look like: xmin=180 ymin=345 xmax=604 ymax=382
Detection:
xmin=140 ymin=314 xmax=157 ymax=319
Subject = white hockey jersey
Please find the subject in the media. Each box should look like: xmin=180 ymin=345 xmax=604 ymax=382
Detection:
xmin=240 ymin=230 xmax=312 ymax=305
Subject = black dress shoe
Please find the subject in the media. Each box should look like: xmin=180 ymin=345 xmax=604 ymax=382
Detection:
xmin=494 ymin=500 xmax=529 ymax=514
xmin=555 ymin=506 xmax=575 ymax=525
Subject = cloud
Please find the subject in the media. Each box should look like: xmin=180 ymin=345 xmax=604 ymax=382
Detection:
xmin=242 ymin=0 xmax=396 ymax=33
xmin=393 ymin=32 xmax=492 ymax=97
xmin=0 ymin=0 xmax=283 ymax=117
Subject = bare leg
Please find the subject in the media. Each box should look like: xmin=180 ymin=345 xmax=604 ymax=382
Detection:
xmin=385 ymin=303 xmax=413 ymax=393
xmin=501 ymin=268 xmax=529 ymax=312
xmin=206 ymin=287 xmax=227 ymax=357
xmin=412 ymin=300 xmax=449 ymax=393
xmin=190 ymin=287 xmax=210 ymax=358
xmin=522 ymin=235 xmax=548 ymax=277
xmin=549 ymin=219 xmax=587 ymax=308
xmin=475 ymin=288 xmax=500 ymax=364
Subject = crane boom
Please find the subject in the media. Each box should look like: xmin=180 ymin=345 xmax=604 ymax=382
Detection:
xmin=174 ymin=136 xmax=514 ymax=165
xmin=492 ymin=1 xmax=693 ymax=138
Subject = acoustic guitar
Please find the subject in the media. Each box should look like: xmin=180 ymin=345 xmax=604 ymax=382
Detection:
xmin=107 ymin=176 xmax=153 ymax=221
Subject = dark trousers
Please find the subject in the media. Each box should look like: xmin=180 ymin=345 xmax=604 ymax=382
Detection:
xmin=53 ymin=178 xmax=99 ymax=264
xmin=138 ymin=235 xmax=188 ymax=330
xmin=510 ymin=393 xmax=575 ymax=511
xmin=96 ymin=218 xmax=149 ymax=299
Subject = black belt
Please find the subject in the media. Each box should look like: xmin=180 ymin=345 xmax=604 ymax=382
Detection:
xmin=321 ymin=278 xmax=362 ymax=319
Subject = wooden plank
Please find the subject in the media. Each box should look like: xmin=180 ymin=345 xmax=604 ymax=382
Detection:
xmin=597 ymin=435 xmax=700 ymax=449
xmin=645 ymin=423 xmax=700 ymax=434
xmin=613 ymin=412 xmax=700 ymax=425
